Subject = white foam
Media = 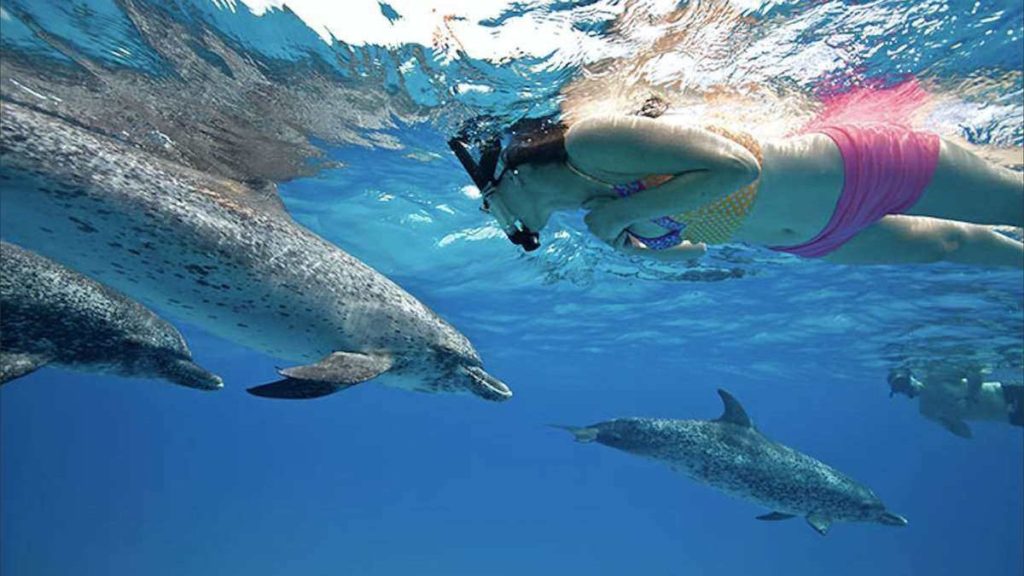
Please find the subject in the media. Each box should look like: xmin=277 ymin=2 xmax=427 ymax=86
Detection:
xmin=237 ymin=0 xmax=622 ymax=61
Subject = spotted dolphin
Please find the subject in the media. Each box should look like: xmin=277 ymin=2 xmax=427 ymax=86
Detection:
xmin=555 ymin=389 xmax=907 ymax=535
xmin=0 ymin=241 xmax=222 ymax=389
xmin=0 ymin=101 xmax=510 ymax=402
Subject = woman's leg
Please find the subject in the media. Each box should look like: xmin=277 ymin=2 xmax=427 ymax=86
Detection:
xmin=907 ymin=139 xmax=1023 ymax=227
xmin=824 ymin=215 xmax=1023 ymax=268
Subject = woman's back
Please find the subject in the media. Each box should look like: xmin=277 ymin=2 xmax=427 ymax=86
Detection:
xmin=736 ymin=132 xmax=845 ymax=246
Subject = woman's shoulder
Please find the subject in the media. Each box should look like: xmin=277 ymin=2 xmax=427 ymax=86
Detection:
xmin=567 ymin=113 xmax=701 ymax=137
xmin=565 ymin=114 xmax=708 ymax=158
xmin=564 ymin=115 xmax=665 ymax=176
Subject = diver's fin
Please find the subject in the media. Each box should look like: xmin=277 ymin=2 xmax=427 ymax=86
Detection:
xmin=549 ymin=425 xmax=599 ymax=443
xmin=965 ymin=373 xmax=983 ymax=399
xmin=0 ymin=351 xmax=51 ymax=384
xmin=805 ymin=514 xmax=832 ymax=536
xmin=756 ymin=512 xmax=796 ymax=521
xmin=940 ymin=417 xmax=973 ymax=439
xmin=715 ymin=389 xmax=753 ymax=428
xmin=246 ymin=351 xmax=392 ymax=400
xmin=1003 ymin=385 xmax=1024 ymax=427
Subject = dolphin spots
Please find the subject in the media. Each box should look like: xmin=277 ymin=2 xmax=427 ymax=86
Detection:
xmin=0 ymin=241 xmax=222 ymax=390
xmin=1 ymin=101 xmax=509 ymax=402
xmin=557 ymin=389 xmax=905 ymax=535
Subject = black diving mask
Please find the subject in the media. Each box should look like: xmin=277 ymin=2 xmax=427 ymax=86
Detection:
xmin=448 ymin=136 xmax=541 ymax=252
xmin=888 ymin=368 xmax=919 ymax=398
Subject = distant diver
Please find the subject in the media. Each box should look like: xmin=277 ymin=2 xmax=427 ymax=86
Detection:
xmin=0 ymin=241 xmax=222 ymax=390
xmin=449 ymin=88 xmax=1022 ymax=267
xmin=554 ymin=389 xmax=907 ymax=536
xmin=889 ymin=367 xmax=1024 ymax=438
xmin=0 ymin=101 xmax=510 ymax=403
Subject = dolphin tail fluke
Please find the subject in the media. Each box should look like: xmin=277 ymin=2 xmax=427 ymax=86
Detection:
xmin=246 ymin=378 xmax=350 ymax=400
xmin=550 ymin=424 xmax=599 ymax=443
xmin=1005 ymin=385 xmax=1024 ymax=426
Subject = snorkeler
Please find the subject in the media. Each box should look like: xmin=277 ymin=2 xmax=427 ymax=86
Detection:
xmin=449 ymin=97 xmax=1023 ymax=267
xmin=888 ymin=367 xmax=1024 ymax=438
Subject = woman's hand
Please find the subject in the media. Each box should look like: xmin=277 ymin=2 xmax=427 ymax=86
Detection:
xmin=620 ymin=237 xmax=707 ymax=261
xmin=583 ymin=197 xmax=632 ymax=246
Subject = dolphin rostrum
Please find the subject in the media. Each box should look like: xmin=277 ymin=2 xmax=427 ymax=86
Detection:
xmin=555 ymin=389 xmax=907 ymax=535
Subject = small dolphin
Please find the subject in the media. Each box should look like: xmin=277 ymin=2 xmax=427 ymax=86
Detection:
xmin=0 ymin=101 xmax=510 ymax=402
xmin=0 ymin=241 xmax=222 ymax=389
xmin=555 ymin=389 xmax=907 ymax=536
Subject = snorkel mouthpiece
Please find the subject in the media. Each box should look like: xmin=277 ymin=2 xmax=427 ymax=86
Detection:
xmin=888 ymin=368 xmax=918 ymax=398
xmin=510 ymin=228 xmax=540 ymax=251
xmin=448 ymin=134 xmax=541 ymax=252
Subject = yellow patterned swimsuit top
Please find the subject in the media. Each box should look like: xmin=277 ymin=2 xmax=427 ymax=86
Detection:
xmin=609 ymin=125 xmax=763 ymax=248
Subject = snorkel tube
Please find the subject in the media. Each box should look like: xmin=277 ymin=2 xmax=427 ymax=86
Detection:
xmin=447 ymin=135 xmax=541 ymax=252
xmin=449 ymin=136 xmax=500 ymax=191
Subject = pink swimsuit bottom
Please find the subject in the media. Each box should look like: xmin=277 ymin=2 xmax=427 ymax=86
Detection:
xmin=770 ymin=123 xmax=941 ymax=259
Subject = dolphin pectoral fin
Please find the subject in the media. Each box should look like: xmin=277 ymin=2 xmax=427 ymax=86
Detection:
xmin=714 ymin=389 xmax=753 ymax=428
xmin=756 ymin=512 xmax=796 ymax=521
xmin=246 ymin=352 xmax=392 ymax=400
xmin=940 ymin=417 xmax=973 ymax=439
xmin=0 ymin=351 xmax=51 ymax=384
xmin=246 ymin=378 xmax=349 ymax=399
xmin=805 ymin=514 xmax=832 ymax=536
xmin=278 ymin=351 xmax=393 ymax=386
xmin=549 ymin=425 xmax=599 ymax=443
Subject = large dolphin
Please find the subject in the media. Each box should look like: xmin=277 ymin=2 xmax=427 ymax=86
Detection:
xmin=555 ymin=389 xmax=907 ymax=535
xmin=0 ymin=101 xmax=511 ymax=402
xmin=1 ymin=241 xmax=222 ymax=389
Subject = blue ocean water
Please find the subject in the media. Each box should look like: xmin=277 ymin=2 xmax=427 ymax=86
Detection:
xmin=1 ymin=1 xmax=1022 ymax=575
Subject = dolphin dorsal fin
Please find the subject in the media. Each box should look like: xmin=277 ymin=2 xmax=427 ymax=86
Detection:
xmin=715 ymin=389 xmax=753 ymax=428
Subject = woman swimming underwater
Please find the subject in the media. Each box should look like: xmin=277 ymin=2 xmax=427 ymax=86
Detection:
xmin=450 ymin=101 xmax=1023 ymax=268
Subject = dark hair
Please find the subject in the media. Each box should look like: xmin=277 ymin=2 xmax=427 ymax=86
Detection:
xmin=500 ymin=96 xmax=668 ymax=171
xmin=502 ymin=117 xmax=568 ymax=171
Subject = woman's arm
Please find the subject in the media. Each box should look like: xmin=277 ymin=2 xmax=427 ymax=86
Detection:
xmin=566 ymin=115 xmax=760 ymax=244
xmin=584 ymin=197 xmax=708 ymax=260
xmin=620 ymin=238 xmax=708 ymax=262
